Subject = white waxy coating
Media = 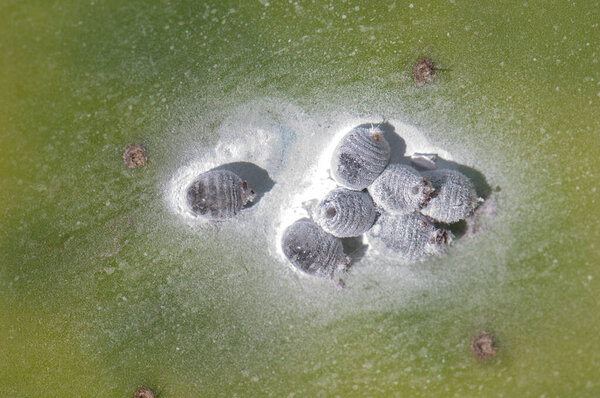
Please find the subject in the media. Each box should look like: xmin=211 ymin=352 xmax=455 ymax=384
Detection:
xmin=367 ymin=212 xmax=452 ymax=262
xmin=281 ymin=219 xmax=348 ymax=278
xmin=186 ymin=170 xmax=253 ymax=220
xmin=410 ymin=153 xmax=438 ymax=170
xmin=331 ymin=126 xmax=391 ymax=190
xmin=420 ymin=169 xmax=478 ymax=223
xmin=368 ymin=164 xmax=435 ymax=214
xmin=314 ymin=188 xmax=377 ymax=238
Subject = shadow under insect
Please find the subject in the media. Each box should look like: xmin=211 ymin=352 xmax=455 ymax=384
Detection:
xmin=213 ymin=162 xmax=275 ymax=208
xmin=341 ymin=236 xmax=369 ymax=264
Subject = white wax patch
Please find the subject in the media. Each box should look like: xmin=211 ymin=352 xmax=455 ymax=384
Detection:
xmin=165 ymin=100 xmax=289 ymax=226
xmin=164 ymin=99 xmax=455 ymax=272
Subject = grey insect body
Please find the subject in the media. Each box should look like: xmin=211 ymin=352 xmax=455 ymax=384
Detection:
xmin=331 ymin=126 xmax=391 ymax=190
xmin=282 ymin=219 xmax=349 ymax=278
xmin=420 ymin=169 xmax=478 ymax=223
xmin=314 ymin=188 xmax=377 ymax=238
xmin=367 ymin=212 xmax=452 ymax=262
xmin=186 ymin=169 xmax=255 ymax=220
xmin=369 ymin=164 xmax=435 ymax=214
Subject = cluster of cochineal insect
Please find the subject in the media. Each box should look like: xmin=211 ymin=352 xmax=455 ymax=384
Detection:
xmin=281 ymin=125 xmax=480 ymax=281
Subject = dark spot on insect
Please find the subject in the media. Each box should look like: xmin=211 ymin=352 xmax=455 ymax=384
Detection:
xmin=413 ymin=58 xmax=436 ymax=86
xmin=123 ymin=144 xmax=147 ymax=168
xmin=419 ymin=180 xmax=437 ymax=208
xmin=411 ymin=185 xmax=420 ymax=195
xmin=289 ymin=244 xmax=311 ymax=265
xmin=435 ymin=229 xmax=450 ymax=244
xmin=372 ymin=133 xmax=382 ymax=142
xmin=242 ymin=181 xmax=248 ymax=190
xmin=326 ymin=207 xmax=337 ymax=219
xmin=134 ymin=387 xmax=155 ymax=398
xmin=187 ymin=180 xmax=209 ymax=215
xmin=338 ymin=153 xmax=363 ymax=181
xmin=471 ymin=332 xmax=497 ymax=359
xmin=419 ymin=196 xmax=431 ymax=209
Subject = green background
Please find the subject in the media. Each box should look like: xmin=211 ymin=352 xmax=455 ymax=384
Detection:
xmin=1 ymin=0 xmax=599 ymax=396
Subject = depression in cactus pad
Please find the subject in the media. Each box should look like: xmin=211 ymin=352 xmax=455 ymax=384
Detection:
xmin=1 ymin=1 xmax=599 ymax=397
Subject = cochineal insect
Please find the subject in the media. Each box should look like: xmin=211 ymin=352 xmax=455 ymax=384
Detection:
xmin=420 ymin=169 xmax=479 ymax=224
xmin=281 ymin=218 xmax=350 ymax=278
xmin=186 ymin=169 xmax=255 ymax=220
xmin=331 ymin=125 xmax=391 ymax=190
xmin=368 ymin=163 xmax=435 ymax=214
xmin=314 ymin=188 xmax=377 ymax=238
xmin=367 ymin=211 xmax=452 ymax=262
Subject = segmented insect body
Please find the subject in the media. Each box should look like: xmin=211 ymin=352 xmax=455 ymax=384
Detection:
xmin=281 ymin=219 xmax=349 ymax=278
xmin=368 ymin=164 xmax=435 ymax=214
xmin=331 ymin=126 xmax=391 ymax=190
xmin=367 ymin=212 xmax=452 ymax=262
xmin=314 ymin=188 xmax=377 ymax=238
xmin=420 ymin=169 xmax=478 ymax=223
xmin=186 ymin=170 xmax=255 ymax=220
